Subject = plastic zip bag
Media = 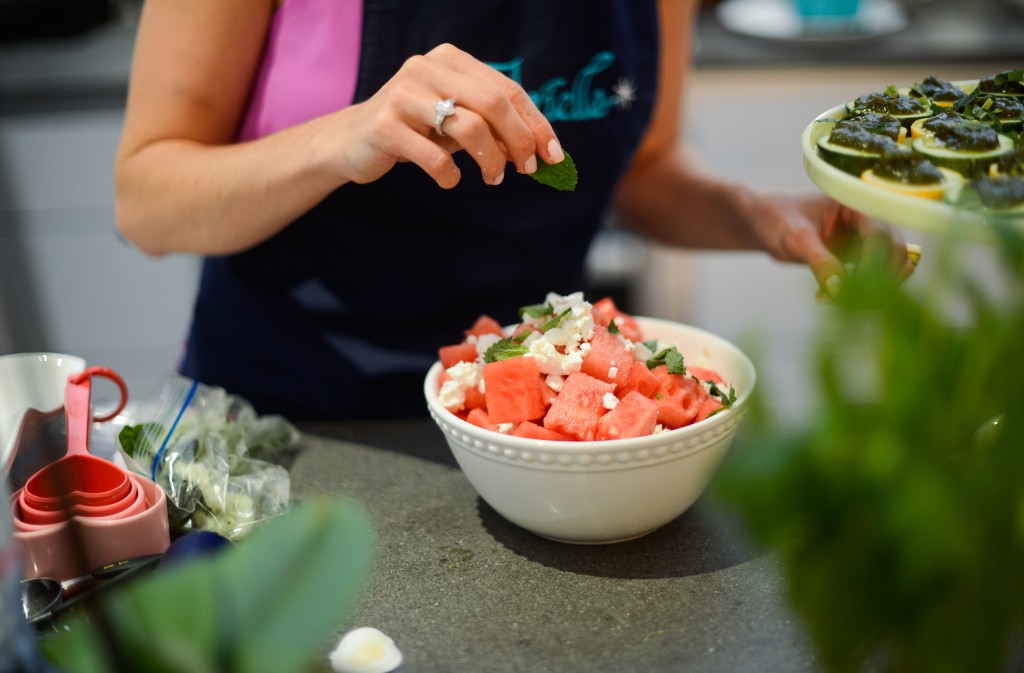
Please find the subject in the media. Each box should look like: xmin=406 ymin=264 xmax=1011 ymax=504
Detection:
xmin=117 ymin=374 xmax=298 ymax=540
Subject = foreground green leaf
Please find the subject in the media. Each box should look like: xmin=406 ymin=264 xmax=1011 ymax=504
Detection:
xmin=714 ymin=221 xmax=1024 ymax=673
xmin=41 ymin=499 xmax=374 ymax=673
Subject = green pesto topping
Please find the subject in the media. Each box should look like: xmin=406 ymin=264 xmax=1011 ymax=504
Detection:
xmin=977 ymin=95 xmax=1024 ymax=120
xmin=932 ymin=120 xmax=999 ymax=151
xmin=852 ymin=89 xmax=929 ymax=116
xmin=914 ymin=76 xmax=966 ymax=103
xmin=992 ymin=149 xmax=1024 ymax=176
xmin=830 ymin=125 xmax=902 ymax=153
xmin=978 ymin=69 xmax=1024 ymax=95
xmin=873 ymin=150 xmax=945 ymax=185
xmin=836 ymin=112 xmax=903 ymax=142
xmin=922 ymin=110 xmax=967 ymax=133
xmin=970 ymin=175 xmax=1024 ymax=209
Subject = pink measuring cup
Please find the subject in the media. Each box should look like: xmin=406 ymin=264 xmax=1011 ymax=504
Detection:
xmin=15 ymin=475 xmax=145 ymax=526
xmin=21 ymin=367 xmax=129 ymax=512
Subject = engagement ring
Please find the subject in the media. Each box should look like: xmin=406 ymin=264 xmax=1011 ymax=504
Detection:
xmin=434 ymin=98 xmax=456 ymax=136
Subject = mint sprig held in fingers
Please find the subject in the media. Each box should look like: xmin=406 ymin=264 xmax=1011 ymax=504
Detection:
xmin=528 ymin=150 xmax=578 ymax=192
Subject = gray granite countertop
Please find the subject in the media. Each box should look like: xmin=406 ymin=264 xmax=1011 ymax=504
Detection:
xmin=290 ymin=420 xmax=817 ymax=673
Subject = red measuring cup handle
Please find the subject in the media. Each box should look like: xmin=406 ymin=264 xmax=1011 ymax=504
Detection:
xmin=65 ymin=367 xmax=129 ymax=456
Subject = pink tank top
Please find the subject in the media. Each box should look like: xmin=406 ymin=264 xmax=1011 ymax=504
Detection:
xmin=237 ymin=0 xmax=363 ymax=141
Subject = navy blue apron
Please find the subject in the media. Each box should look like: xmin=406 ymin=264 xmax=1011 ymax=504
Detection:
xmin=180 ymin=0 xmax=660 ymax=420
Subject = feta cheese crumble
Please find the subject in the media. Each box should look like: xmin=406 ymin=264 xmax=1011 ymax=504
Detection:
xmin=329 ymin=627 xmax=403 ymax=673
xmin=442 ymin=292 xmax=599 ymax=403
xmin=438 ymin=361 xmax=484 ymax=411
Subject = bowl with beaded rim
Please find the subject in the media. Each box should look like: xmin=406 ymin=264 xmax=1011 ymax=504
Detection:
xmin=424 ymin=315 xmax=757 ymax=544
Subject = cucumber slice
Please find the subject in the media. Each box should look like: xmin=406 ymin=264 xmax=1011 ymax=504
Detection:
xmin=816 ymin=134 xmax=904 ymax=176
xmin=911 ymin=134 xmax=1016 ymax=178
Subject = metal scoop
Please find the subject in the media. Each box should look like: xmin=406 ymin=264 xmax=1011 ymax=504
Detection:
xmin=20 ymin=554 xmax=162 ymax=624
xmin=19 ymin=574 xmax=94 ymax=621
xmin=20 ymin=531 xmax=231 ymax=626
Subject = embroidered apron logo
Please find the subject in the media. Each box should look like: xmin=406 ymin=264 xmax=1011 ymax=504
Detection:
xmin=489 ymin=51 xmax=635 ymax=122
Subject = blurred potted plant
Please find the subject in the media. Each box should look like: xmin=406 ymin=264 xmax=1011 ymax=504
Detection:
xmin=716 ymin=220 xmax=1024 ymax=673
xmin=34 ymin=499 xmax=373 ymax=673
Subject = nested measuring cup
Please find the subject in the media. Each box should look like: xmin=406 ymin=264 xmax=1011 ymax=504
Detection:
xmin=15 ymin=475 xmax=145 ymax=526
xmin=21 ymin=367 xmax=129 ymax=512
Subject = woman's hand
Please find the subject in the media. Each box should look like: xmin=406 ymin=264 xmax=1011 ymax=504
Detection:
xmin=117 ymin=6 xmax=563 ymax=258
xmin=751 ymin=193 xmax=913 ymax=300
xmin=333 ymin=43 xmax=564 ymax=189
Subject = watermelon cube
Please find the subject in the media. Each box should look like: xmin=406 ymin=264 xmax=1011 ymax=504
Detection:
xmin=592 ymin=296 xmax=643 ymax=342
xmin=543 ymin=371 xmax=616 ymax=441
xmin=580 ymin=325 xmax=633 ymax=389
xmin=688 ymin=365 xmax=725 ymax=386
xmin=466 ymin=314 xmax=505 ymax=338
xmin=694 ymin=397 xmax=724 ymax=423
xmin=618 ymin=360 xmax=659 ymax=398
xmin=464 ymin=380 xmax=486 ymax=410
xmin=466 ymin=408 xmax=499 ymax=432
xmin=511 ymin=421 xmax=572 ymax=441
xmin=651 ymin=365 xmax=707 ymax=429
xmin=439 ymin=341 xmax=479 ymax=368
xmin=484 ymin=356 xmax=549 ymax=424
xmin=596 ymin=391 xmax=659 ymax=440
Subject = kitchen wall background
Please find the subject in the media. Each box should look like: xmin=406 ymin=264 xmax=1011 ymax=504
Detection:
xmin=1 ymin=0 xmax=1022 ymax=415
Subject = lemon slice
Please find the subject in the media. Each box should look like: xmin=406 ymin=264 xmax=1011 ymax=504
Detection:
xmin=861 ymin=166 xmax=964 ymax=200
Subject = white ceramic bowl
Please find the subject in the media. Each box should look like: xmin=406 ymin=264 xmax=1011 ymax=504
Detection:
xmin=424 ymin=317 xmax=757 ymax=544
xmin=0 ymin=352 xmax=87 ymax=470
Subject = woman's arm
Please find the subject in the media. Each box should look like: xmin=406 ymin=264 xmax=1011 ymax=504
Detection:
xmin=115 ymin=0 xmax=563 ymax=257
xmin=615 ymin=0 xmax=907 ymax=293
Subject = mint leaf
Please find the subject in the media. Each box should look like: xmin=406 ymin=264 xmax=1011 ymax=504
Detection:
xmin=538 ymin=308 xmax=571 ymax=332
xmin=698 ymin=378 xmax=737 ymax=407
xmin=518 ymin=303 xmax=552 ymax=319
xmin=528 ymin=150 xmax=578 ymax=192
xmin=607 ymin=320 xmax=621 ymax=335
xmin=484 ymin=338 xmax=530 ymax=363
xmin=647 ymin=346 xmax=687 ymax=375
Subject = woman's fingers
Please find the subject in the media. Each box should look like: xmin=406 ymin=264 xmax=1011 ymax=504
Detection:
xmin=434 ymin=105 xmax=509 ymax=185
xmin=344 ymin=43 xmax=563 ymax=188
xmin=425 ymin=44 xmax=563 ymax=169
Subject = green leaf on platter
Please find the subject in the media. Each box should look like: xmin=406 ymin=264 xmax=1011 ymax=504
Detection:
xmin=40 ymin=499 xmax=374 ymax=673
xmin=527 ymin=150 xmax=578 ymax=192
xmin=992 ymin=68 xmax=1023 ymax=86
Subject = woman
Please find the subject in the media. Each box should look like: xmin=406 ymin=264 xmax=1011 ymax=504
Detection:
xmin=114 ymin=0 xmax=906 ymax=419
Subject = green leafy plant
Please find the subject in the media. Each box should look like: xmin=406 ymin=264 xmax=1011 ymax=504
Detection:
xmin=715 ymin=221 xmax=1024 ymax=673
xmin=39 ymin=499 xmax=373 ymax=673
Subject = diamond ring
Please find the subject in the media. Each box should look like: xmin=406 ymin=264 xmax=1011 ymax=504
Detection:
xmin=434 ymin=98 xmax=456 ymax=136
